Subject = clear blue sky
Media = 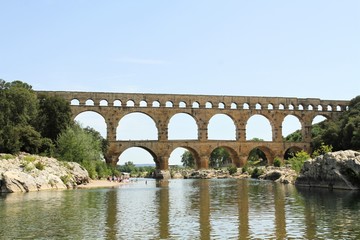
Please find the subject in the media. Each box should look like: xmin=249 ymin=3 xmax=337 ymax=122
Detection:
xmin=1 ymin=1 xmax=359 ymax=165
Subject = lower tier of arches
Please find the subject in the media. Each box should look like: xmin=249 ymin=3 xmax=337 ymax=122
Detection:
xmin=105 ymin=140 xmax=310 ymax=170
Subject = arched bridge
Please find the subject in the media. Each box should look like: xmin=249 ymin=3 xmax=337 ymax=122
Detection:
xmin=37 ymin=91 xmax=349 ymax=170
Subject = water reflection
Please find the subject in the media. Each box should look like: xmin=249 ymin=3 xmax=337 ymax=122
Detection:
xmin=1 ymin=180 xmax=360 ymax=239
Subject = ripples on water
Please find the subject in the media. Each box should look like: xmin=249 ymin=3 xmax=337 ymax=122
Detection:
xmin=1 ymin=179 xmax=360 ymax=239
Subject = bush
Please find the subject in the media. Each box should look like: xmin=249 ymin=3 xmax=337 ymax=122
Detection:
xmin=0 ymin=154 xmax=14 ymax=160
xmin=288 ymin=150 xmax=311 ymax=173
xmin=273 ymin=157 xmax=282 ymax=167
xmin=35 ymin=161 xmax=45 ymax=170
xmin=227 ymin=165 xmax=238 ymax=175
xmin=242 ymin=164 xmax=248 ymax=173
xmin=251 ymin=167 xmax=264 ymax=178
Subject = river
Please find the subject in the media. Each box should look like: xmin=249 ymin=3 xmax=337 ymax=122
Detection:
xmin=0 ymin=179 xmax=359 ymax=239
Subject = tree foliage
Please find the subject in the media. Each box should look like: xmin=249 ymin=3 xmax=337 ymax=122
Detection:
xmin=181 ymin=151 xmax=195 ymax=168
xmin=210 ymin=147 xmax=231 ymax=168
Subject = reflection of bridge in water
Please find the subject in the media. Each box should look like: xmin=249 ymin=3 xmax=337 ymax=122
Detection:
xmin=37 ymin=91 xmax=349 ymax=170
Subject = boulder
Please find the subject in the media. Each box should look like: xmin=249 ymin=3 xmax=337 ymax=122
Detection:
xmin=260 ymin=166 xmax=297 ymax=184
xmin=295 ymin=150 xmax=360 ymax=190
xmin=2 ymin=171 xmax=38 ymax=193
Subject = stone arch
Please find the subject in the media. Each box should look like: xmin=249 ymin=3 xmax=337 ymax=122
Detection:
xmin=210 ymin=146 xmax=240 ymax=167
xmin=126 ymin=100 xmax=135 ymax=107
xmin=288 ymin=104 xmax=294 ymax=110
xmin=284 ymin=146 xmax=303 ymax=160
xmin=327 ymin=105 xmax=333 ymax=111
xmin=218 ymin=102 xmax=225 ymax=109
xmin=231 ymin=103 xmax=237 ymax=109
xmin=255 ymin=103 xmax=262 ymax=110
xmin=282 ymin=115 xmax=303 ymax=140
xmin=246 ymin=114 xmax=273 ymax=141
xmin=298 ymin=104 xmax=304 ymax=110
xmin=268 ymin=103 xmax=274 ymax=110
xmin=278 ymin=104 xmax=285 ymax=110
xmin=139 ymin=100 xmax=147 ymax=107
xmin=74 ymin=111 xmax=107 ymax=138
xmin=168 ymin=113 xmax=198 ymax=140
xmin=208 ymin=113 xmax=236 ymax=140
xmin=312 ymin=115 xmax=329 ymax=125
xmin=169 ymin=146 xmax=200 ymax=168
xmin=85 ymin=99 xmax=94 ymax=106
xmin=205 ymin=102 xmax=213 ymax=108
xmin=118 ymin=146 xmax=159 ymax=168
xmin=247 ymin=146 xmax=275 ymax=165
xmin=192 ymin=101 xmax=200 ymax=108
xmin=117 ymin=112 xmax=158 ymax=140
xmin=179 ymin=101 xmax=186 ymax=108
xmin=308 ymin=104 xmax=314 ymax=111
xmin=243 ymin=103 xmax=250 ymax=109
xmin=152 ymin=101 xmax=160 ymax=107
xmin=113 ymin=100 xmax=122 ymax=106
xmin=166 ymin=101 xmax=173 ymax=108
xmin=317 ymin=105 xmax=323 ymax=111
xmin=71 ymin=98 xmax=80 ymax=105
xmin=100 ymin=99 xmax=108 ymax=106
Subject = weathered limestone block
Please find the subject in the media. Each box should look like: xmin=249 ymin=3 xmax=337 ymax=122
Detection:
xmin=2 ymin=171 xmax=38 ymax=193
xmin=295 ymin=150 xmax=360 ymax=190
xmin=260 ymin=166 xmax=298 ymax=184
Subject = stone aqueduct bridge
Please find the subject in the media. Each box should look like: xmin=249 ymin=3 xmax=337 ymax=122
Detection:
xmin=37 ymin=91 xmax=349 ymax=170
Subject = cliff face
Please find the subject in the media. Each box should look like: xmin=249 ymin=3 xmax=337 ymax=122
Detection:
xmin=0 ymin=153 xmax=89 ymax=193
xmin=296 ymin=150 xmax=360 ymax=190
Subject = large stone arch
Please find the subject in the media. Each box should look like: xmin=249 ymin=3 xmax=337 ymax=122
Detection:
xmin=209 ymin=145 xmax=240 ymax=167
xmin=281 ymin=114 xmax=304 ymax=140
xmin=170 ymin=146 xmax=201 ymax=169
xmin=245 ymin=113 xmax=274 ymax=141
xmin=208 ymin=113 xmax=236 ymax=140
xmin=118 ymin=146 xmax=160 ymax=168
xmin=167 ymin=112 xmax=199 ymax=140
xmin=117 ymin=112 xmax=158 ymax=140
xmin=246 ymin=145 xmax=276 ymax=165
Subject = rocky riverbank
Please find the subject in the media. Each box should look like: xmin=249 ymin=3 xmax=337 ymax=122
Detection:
xmin=0 ymin=153 xmax=89 ymax=193
xmin=170 ymin=166 xmax=298 ymax=184
xmin=296 ymin=150 xmax=360 ymax=190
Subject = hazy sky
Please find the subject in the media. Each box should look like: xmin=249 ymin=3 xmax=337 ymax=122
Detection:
xmin=1 ymin=1 xmax=359 ymax=165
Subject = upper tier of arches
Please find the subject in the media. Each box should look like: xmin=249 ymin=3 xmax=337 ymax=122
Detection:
xmin=38 ymin=91 xmax=350 ymax=113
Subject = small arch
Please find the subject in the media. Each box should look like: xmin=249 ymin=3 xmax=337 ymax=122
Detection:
xmin=308 ymin=105 xmax=314 ymax=111
xmin=113 ymin=100 xmax=122 ymax=107
xmin=346 ymin=106 xmax=349 ymax=111
xmin=298 ymin=104 xmax=304 ymax=110
xmin=317 ymin=105 xmax=323 ymax=111
xmin=192 ymin=102 xmax=200 ymax=108
xmin=100 ymin=100 xmax=108 ymax=106
xmin=267 ymin=104 xmax=274 ymax=110
xmin=231 ymin=103 xmax=237 ymax=109
xmin=289 ymin=104 xmax=294 ymax=110
xmin=336 ymin=105 xmax=342 ymax=111
xmin=278 ymin=104 xmax=285 ymax=110
xmin=247 ymin=146 xmax=274 ymax=166
xmin=243 ymin=103 xmax=250 ymax=110
xmin=152 ymin=101 xmax=160 ymax=108
xmin=205 ymin=102 xmax=213 ymax=109
xmin=139 ymin=100 xmax=147 ymax=107
xmin=126 ymin=100 xmax=135 ymax=107
xmin=85 ymin=99 xmax=95 ymax=106
xmin=169 ymin=147 xmax=199 ymax=168
xmin=71 ymin=99 xmax=80 ymax=106
xmin=327 ymin=105 xmax=332 ymax=111
xmin=255 ymin=103 xmax=262 ymax=110
xmin=166 ymin=101 xmax=173 ymax=108
xmin=218 ymin=102 xmax=225 ymax=109
xmin=179 ymin=101 xmax=186 ymax=108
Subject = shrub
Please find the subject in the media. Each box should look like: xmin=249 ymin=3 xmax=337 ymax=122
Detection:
xmin=242 ymin=164 xmax=248 ymax=173
xmin=227 ymin=165 xmax=238 ymax=175
xmin=35 ymin=161 xmax=45 ymax=170
xmin=23 ymin=155 xmax=36 ymax=163
xmin=0 ymin=154 xmax=14 ymax=160
xmin=251 ymin=167 xmax=264 ymax=178
xmin=288 ymin=150 xmax=311 ymax=173
xmin=273 ymin=157 xmax=282 ymax=167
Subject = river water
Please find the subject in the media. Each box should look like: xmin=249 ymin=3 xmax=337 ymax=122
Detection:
xmin=0 ymin=179 xmax=359 ymax=239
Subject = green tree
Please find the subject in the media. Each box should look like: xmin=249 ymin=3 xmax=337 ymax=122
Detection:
xmin=181 ymin=151 xmax=195 ymax=168
xmin=56 ymin=124 xmax=102 ymax=163
xmin=36 ymin=94 xmax=72 ymax=142
xmin=210 ymin=147 xmax=231 ymax=168
xmin=288 ymin=150 xmax=311 ymax=173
